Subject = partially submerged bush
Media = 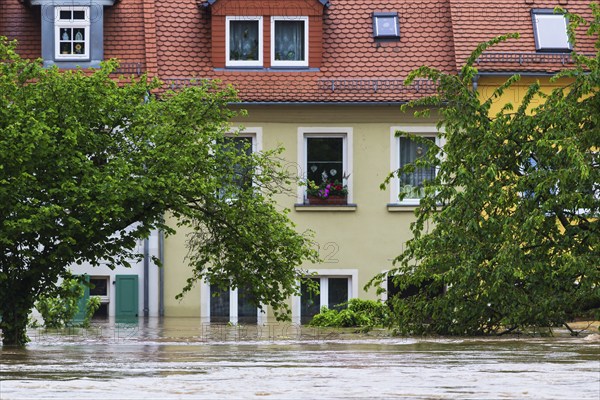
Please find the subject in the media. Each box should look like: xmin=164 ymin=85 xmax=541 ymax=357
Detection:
xmin=35 ymin=278 xmax=100 ymax=329
xmin=309 ymin=298 xmax=389 ymax=329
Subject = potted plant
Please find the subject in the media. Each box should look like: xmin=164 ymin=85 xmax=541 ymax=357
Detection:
xmin=305 ymin=173 xmax=349 ymax=205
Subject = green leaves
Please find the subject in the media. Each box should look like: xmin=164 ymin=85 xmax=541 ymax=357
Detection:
xmin=369 ymin=5 xmax=600 ymax=335
xmin=0 ymin=37 xmax=316 ymax=344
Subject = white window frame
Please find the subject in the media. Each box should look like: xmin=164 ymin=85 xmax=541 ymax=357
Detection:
xmin=200 ymin=280 xmax=266 ymax=325
xmin=390 ymin=125 xmax=443 ymax=205
xmin=226 ymin=16 xmax=263 ymax=67
xmin=270 ymin=16 xmax=309 ymax=67
xmin=532 ymin=9 xmax=572 ymax=52
xmin=297 ymin=127 xmax=354 ymax=204
xmin=54 ymin=6 xmax=90 ymax=60
xmin=292 ymin=269 xmax=359 ymax=325
xmin=227 ymin=126 xmax=263 ymax=153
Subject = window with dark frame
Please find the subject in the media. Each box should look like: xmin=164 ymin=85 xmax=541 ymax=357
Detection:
xmin=532 ymin=9 xmax=571 ymax=52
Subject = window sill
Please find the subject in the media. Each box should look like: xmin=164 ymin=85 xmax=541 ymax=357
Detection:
xmin=43 ymin=60 xmax=102 ymax=69
xmin=387 ymin=203 xmax=419 ymax=212
xmin=295 ymin=203 xmax=357 ymax=212
xmin=387 ymin=203 xmax=444 ymax=212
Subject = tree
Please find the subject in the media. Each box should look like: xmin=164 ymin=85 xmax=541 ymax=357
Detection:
xmin=0 ymin=38 xmax=317 ymax=346
xmin=369 ymin=6 xmax=600 ymax=335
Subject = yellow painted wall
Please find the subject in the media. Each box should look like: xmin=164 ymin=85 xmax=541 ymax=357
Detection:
xmin=477 ymin=75 xmax=575 ymax=115
xmin=164 ymin=104 xmax=441 ymax=318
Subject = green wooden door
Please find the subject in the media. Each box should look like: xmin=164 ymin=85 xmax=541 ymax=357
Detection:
xmin=115 ymin=275 xmax=139 ymax=319
xmin=73 ymin=275 xmax=90 ymax=323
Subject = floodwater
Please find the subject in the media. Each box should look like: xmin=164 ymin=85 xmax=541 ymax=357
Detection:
xmin=1 ymin=319 xmax=599 ymax=399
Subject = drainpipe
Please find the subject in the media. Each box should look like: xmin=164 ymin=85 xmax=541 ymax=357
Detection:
xmin=158 ymin=228 xmax=165 ymax=317
xmin=472 ymin=74 xmax=480 ymax=92
xmin=143 ymin=237 xmax=149 ymax=317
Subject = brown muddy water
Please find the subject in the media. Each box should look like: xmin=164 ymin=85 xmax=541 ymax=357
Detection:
xmin=1 ymin=318 xmax=599 ymax=399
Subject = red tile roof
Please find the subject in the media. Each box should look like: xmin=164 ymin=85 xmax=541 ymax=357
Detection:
xmin=157 ymin=0 xmax=457 ymax=103
xmin=2 ymin=0 xmax=597 ymax=103
xmin=449 ymin=0 xmax=597 ymax=74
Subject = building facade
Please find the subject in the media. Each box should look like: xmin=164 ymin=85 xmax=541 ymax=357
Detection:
xmin=1 ymin=0 xmax=595 ymax=323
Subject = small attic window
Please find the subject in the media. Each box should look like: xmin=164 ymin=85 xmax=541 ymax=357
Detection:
xmin=373 ymin=12 xmax=400 ymax=39
xmin=532 ymin=9 xmax=571 ymax=52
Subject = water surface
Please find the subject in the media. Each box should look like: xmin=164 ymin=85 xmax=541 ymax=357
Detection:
xmin=1 ymin=318 xmax=599 ymax=399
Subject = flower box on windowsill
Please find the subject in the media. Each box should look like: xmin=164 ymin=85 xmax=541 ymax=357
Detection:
xmin=306 ymin=194 xmax=348 ymax=205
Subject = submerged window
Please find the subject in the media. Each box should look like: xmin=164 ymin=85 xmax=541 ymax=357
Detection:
xmin=532 ymin=9 xmax=571 ymax=52
xmin=300 ymin=276 xmax=350 ymax=324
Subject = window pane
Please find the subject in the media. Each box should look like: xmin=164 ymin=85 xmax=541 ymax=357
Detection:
xmin=73 ymin=10 xmax=86 ymax=20
xmin=306 ymin=137 xmax=343 ymax=184
xmin=60 ymin=28 xmax=71 ymax=41
xmin=59 ymin=10 xmax=71 ymax=20
xmin=59 ymin=41 xmax=72 ymax=55
xmin=375 ymin=16 xmax=398 ymax=37
xmin=90 ymin=278 xmax=108 ymax=296
xmin=387 ymin=276 xmax=400 ymax=299
xmin=237 ymin=285 xmax=257 ymax=324
xmin=220 ymin=136 xmax=253 ymax=194
xmin=534 ymin=14 xmax=570 ymax=50
xmin=399 ymin=137 xmax=435 ymax=198
xmin=229 ymin=20 xmax=259 ymax=61
xmin=328 ymin=278 xmax=348 ymax=311
xmin=73 ymin=28 xmax=85 ymax=41
xmin=210 ymin=284 xmax=230 ymax=323
xmin=300 ymin=278 xmax=320 ymax=324
xmin=274 ymin=20 xmax=305 ymax=61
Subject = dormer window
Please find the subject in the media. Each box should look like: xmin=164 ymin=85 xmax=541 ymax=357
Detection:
xmin=373 ymin=12 xmax=400 ymax=39
xmin=532 ymin=9 xmax=571 ymax=52
xmin=55 ymin=7 xmax=90 ymax=60
xmin=28 ymin=0 xmax=116 ymax=69
xmin=271 ymin=17 xmax=308 ymax=67
xmin=226 ymin=16 xmax=263 ymax=67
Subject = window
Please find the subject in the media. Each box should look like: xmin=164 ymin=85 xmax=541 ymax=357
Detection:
xmin=221 ymin=135 xmax=254 ymax=195
xmin=271 ymin=17 xmax=308 ymax=67
xmin=219 ymin=129 xmax=261 ymax=199
xmin=89 ymin=276 xmax=109 ymax=319
xmin=384 ymin=275 xmax=443 ymax=304
xmin=372 ymin=12 xmax=400 ymax=39
xmin=398 ymin=136 xmax=436 ymax=201
xmin=55 ymin=7 xmax=90 ymax=60
xmin=299 ymin=128 xmax=353 ymax=205
xmin=209 ymin=284 xmax=260 ymax=324
xmin=390 ymin=126 xmax=440 ymax=205
xmin=226 ymin=16 xmax=263 ymax=67
xmin=33 ymin=1 xmax=114 ymax=68
xmin=90 ymin=276 xmax=109 ymax=299
xmin=299 ymin=275 xmax=353 ymax=324
xmin=532 ymin=9 xmax=571 ymax=52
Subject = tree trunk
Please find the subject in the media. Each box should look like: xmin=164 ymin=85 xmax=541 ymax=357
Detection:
xmin=0 ymin=285 xmax=35 ymax=346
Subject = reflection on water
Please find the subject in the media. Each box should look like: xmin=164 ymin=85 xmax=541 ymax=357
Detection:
xmin=1 ymin=318 xmax=599 ymax=399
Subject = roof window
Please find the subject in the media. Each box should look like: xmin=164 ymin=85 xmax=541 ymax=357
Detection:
xmin=372 ymin=12 xmax=400 ymax=39
xmin=532 ymin=9 xmax=571 ymax=52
